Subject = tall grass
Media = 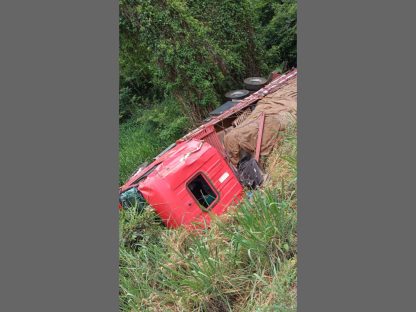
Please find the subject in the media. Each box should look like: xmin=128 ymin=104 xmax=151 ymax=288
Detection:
xmin=119 ymin=125 xmax=297 ymax=311
xmin=119 ymin=122 xmax=160 ymax=184
xmin=119 ymin=188 xmax=296 ymax=311
xmin=119 ymin=102 xmax=191 ymax=184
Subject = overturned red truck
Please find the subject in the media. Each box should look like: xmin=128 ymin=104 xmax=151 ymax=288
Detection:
xmin=119 ymin=69 xmax=297 ymax=228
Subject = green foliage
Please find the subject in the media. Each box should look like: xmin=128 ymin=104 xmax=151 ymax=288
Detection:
xmin=187 ymin=0 xmax=264 ymax=77
xmin=119 ymin=0 xmax=297 ymax=125
xmin=255 ymin=0 xmax=297 ymax=70
xmin=119 ymin=124 xmax=298 ymax=311
xmin=119 ymin=99 xmax=191 ymax=184
xmin=119 ymin=0 xmax=297 ymax=183
xmin=118 ymin=3 xmax=298 ymax=308
xmin=120 ymin=0 xmax=256 ymax=122
xmin=119 ymin=187 xmax=297 ymax=311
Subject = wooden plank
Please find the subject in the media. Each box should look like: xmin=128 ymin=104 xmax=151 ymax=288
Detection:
xmin=255 ymin=112 xmax=266 ymax=162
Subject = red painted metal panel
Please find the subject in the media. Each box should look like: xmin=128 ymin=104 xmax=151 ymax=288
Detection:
xmin=138 ymin=139 xmax=244 ymax=228
xmin=189 ymin=125 xmax=226 ymax=157
xmin=119 ymin=69 xmax=298 ymax=219
xmin=204 ymin=132 xmax=226 ymax=157
xmin=191 ymin=124 xmax=215 ymax=140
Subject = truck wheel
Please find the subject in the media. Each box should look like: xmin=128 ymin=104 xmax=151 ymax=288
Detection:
xmin=225 ymin=89 xmax=250 ymax=100
xmin=243 ymin=77 xmax=268 ymax=91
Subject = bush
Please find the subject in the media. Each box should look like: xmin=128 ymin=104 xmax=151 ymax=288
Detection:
xmin=256 ymin=0 xmax=297 ymax=70
xmin=119 ymin=0 xmax=298 ymax=125
xmin=118 ymin=3 xmax=298 ymax=308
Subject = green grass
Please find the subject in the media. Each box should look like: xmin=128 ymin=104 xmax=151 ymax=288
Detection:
xmin=119 ymin=125 xmax=297 ymax=311
xmin=119 ymin=102 xmax=191 ymax=184
xmin=119 ymin=122 xmax=160 ymax=185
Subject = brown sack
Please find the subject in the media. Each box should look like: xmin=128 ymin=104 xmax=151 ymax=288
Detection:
xmin=224 ymin=77 xmax=297 ymax=166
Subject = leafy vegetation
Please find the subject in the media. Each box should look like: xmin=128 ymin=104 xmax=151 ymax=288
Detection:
xmin=119 ymin=0 xmax=297 ymax=310
xmin=119 ymin=1 xmax=297 ymax=173
xmin=119 ymin=99 xmax=191 ymax=184
xmin=119 ymin=126 xmax=297 ymax=311
xmin=254 ymin=0 xmax=297 ymax=70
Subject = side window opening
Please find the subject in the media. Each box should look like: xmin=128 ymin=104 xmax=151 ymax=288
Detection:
xmin=188 ymin=174 xmax=217 ymax=210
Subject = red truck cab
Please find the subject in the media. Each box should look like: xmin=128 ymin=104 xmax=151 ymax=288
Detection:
xmin=119 ymin=69 xmax=298 ymax=228
xmin=119 ymin=139 xmax=244 ymax=228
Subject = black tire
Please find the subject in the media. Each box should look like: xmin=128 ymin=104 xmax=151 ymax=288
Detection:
xmin=243 ymin=77 xmax=267 ymax=91
xmin=224 ymin=89 xmax=250 ymax=100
